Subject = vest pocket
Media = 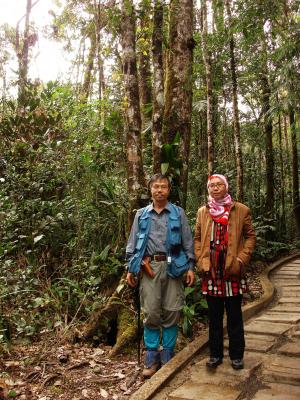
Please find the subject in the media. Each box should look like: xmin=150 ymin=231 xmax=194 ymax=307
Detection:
xmin=169 ymin=250 xmax=189 ymax=277
xmin=135 ymin=232 xmax=146 ymax=250
xmin=139 ymin=216 xmax=148 ymax=231
xmin=169 ymin=216 xmax=181 ymax=245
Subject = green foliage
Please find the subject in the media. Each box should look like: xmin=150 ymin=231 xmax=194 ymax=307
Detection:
xmin=0 ymin=82 xmax=127 ymax=340
xmin=181 ymin=277 xmax=208 ymax=337
xmin=253 ymin=216 xmax=293 ymax=260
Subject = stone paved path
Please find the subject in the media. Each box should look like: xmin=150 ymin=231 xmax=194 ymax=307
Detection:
xmin=167 ymin=258 xmax=300 ymax=400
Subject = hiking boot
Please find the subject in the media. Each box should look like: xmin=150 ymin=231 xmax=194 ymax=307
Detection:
xmin=206 ymin=357 xmax=223 ymax=369
xmin=142 ymin=350 xmax=160 ymax=379
xmin=231 ymin=359 xmax=244 ymax=369
xmin=142 ymin=362 xmax=160 ymax=378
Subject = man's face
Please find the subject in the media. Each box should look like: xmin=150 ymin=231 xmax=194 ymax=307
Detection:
xmin=208 ymin=177 xmax=227 ymax=200
xmin=150 ymin=178 xmax=170 ymax=202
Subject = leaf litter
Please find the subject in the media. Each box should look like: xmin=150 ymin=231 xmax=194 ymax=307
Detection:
xmin=1 ymin=340 xmax=144 ymax=399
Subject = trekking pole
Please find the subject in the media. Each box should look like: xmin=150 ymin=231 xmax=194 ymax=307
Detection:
xmin=134 ymin=278 xmax=141 ymax=366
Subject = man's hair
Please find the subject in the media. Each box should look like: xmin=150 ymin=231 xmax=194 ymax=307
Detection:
xmin=148 ymin=173 xmax=171 ymax=189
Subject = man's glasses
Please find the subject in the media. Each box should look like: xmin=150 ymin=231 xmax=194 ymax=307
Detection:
xmin=152 ymin=184 xmax=169 ymax=190
xmin=208 ymin=183 xmax=225 ymax=189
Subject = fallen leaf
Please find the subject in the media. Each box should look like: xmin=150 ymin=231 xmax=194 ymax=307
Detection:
xmin=114 ymin=372 xmax=125 ymax=379
xmin=93 ymin=349 xmax=105 ymax=356
xmin=4 ymin=362 xmax=20 ymax=368
xmin=119 ymin=383 xmax=127 ymax=392
xmin=89 ymin=360 xmax=97 ymax=368
xmin=100 ymin=388 xmax=108 ymax=398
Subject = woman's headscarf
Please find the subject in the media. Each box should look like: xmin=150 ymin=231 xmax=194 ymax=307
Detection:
xmin=207 ymin=174 xmax=233 ymax=224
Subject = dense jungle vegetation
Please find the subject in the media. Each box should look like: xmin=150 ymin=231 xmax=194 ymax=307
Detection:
xmin=0 ymin=0 xmax=299 ymax=351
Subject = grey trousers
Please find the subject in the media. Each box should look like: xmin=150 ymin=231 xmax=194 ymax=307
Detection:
xmin=140 ymin=260 xmax=184 ymax=329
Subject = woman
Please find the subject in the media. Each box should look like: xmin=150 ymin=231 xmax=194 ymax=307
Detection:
xmin=194 ymin=174 xmax=256 ymax=370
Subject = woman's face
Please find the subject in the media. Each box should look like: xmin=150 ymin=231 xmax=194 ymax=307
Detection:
xmin=208 ymin=177 xmax=227 ymax=200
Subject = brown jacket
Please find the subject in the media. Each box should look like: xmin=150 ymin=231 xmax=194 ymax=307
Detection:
xmin=194 ymin=201 xmax=256 ymax=276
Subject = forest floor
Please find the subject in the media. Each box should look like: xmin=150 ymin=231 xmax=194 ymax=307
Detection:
xmin=0 ymin=261 xmax=265 ymax=400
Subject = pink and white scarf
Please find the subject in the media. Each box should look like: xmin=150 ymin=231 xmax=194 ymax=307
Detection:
xmin=207 ymin=174 xmax=233 ymax=224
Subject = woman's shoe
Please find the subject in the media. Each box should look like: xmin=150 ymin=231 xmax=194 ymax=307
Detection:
xmin=231 ymin=359 xmax=244 ymax=369
xmin=206 ymin=357 xmax=223 ymax=368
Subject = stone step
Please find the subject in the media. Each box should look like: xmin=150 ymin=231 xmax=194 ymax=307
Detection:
xmin=168 ymin=382 xmax=241 ymax=400
xmin=275 ymin=277 xmax=300 ymax=282
xmin=281 ymin=288 xmax=300 ymax=296
xmin=191 ymin=356 xmax=262 ymax=386
xmin=278 ymin=297 xmax=300 ymax=304
xmin=262 ymin=355 xmax=300 ymax=385
xmin=255 ymin=312 xmax=300 ymax=324
xmin=224 ymin=333 xmax=276 ymax=353
xmin=280 ymin=285 xmax=300 ymax=289
xmin=279 ymin=267 xmax=300 ymax=272
xmin=244 ymin=320 xmax=292 ymax=336
xmin=252 ymin=383 xmax=300 ymax=399
xmin=274 ymin=271 xmax=300 ymax=276
xmin=245 ymin=333 xmax=277 ymax=342
xmin=272 ymin=281 xmax=300 ymax=286
xmin=245 ymin=338 xmax=276 ymax=353
xmin=274 ymin=275 xmax=300 ymax=280
xmin=278 ymin=340 xmax=300 ymax=356
xmin=269 ymin=304 xmax=300 ymax=313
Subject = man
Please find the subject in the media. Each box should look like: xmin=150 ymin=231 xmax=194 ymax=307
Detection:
xmin=126 ymin=174 xmax=195 ymax=378
xmin=194 ymin=174 xmax=256 ymax=370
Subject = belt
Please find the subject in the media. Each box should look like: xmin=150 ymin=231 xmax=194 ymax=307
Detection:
xmin=150 ymin=254 xmax=167 ymax=262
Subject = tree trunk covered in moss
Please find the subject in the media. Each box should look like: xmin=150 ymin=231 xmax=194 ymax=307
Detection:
xmin=137 ymin=2 xmax=152 ymax=133
xmin=225 ymin=0 xmax=243 ymax=201
xmin=81 ymin=273 xmax=138 ymax=356
xmin=200 ymin=0 xmax=214 ymax=176
xmin=152 ymin=0 xmax=164 ymax=174
xmin=121 ymin=0 xmax=146 ymax=225
xmin=163 ymin=0 xmax=194 ymax=207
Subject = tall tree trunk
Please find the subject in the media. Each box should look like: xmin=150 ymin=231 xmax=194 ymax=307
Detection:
xmin=200 ymin=0 xmax=214 ymax=176
xmin=120 ymin=0 xmax=146 ymax=225
xmin=16 ymin=0 xmax=38 ymax=103
xmin=278 ymin=113 xmax=286 ymax=234
xmin=81 ymin=32 xmax=96 ymax=100
xmin=261 ymin=74 xmax=274 ymax=217
xmin=290 ymin=110 xmax=299 ymax=207
xmin=152 ymin=0 xmax=164 ymax=174
xmin=164 ymin=0 xmax=194 ymax=207
xmin=290 ymin=110 xmax=300 ymax=212
xmin=283 ymin=114 xmax=293 ymax=206
xmin=93 ymin=0 xmax=106 ymax=123
xmin=137 ymin=3 xmax=152 ymax=133
xmin=225 ymin=0 xmax=243 ymax=201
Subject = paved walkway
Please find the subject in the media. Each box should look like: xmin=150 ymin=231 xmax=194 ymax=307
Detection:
xmin=167 ymin=258 xmax=300 ymax=400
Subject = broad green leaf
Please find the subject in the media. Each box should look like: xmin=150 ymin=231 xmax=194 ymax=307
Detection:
xmin=161 ymin=163 xmax=169 ymax=175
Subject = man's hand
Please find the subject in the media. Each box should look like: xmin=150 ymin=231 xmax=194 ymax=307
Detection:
xmin=186 ymin=269 xmax=195 ymax=287
xmin=127 ymin=272 xmax=137 ymax=287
